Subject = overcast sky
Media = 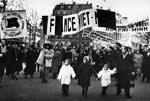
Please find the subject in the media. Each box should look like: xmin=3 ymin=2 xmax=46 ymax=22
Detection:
xmin=27 ymin=0 xmax=150 ymax=22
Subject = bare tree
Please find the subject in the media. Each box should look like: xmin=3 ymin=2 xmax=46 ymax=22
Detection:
xmin=6 ymin=0 xmax=26 ymax=10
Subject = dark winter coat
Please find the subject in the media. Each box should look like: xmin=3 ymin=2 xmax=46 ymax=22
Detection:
xmin=52 ymin=50 xmax=62 ymax=73
xmin=0 ymin=45 xmax=9 ymax=64
xmin=0 ymin=45 xmax=9 ymax=76
xmin=116 ymin=53 xmax=134 ymax=88
xmin=24 ymin=48 xmax=38 ymax=74
xmin=142 ymin=52 xmax=150 ymax=76
xmin=8 ymin=48 xmax=23 ymax=72
xmin=77 ymin=62 xmax=97 ymax=87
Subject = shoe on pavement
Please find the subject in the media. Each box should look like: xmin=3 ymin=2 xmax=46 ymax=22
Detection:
xmin=116 ymin=93 xmax=121 ymax=95
xmin=126 ymin=95 xmax=132 ymax=99
xmin=64 ymin=93 xmax=69 ymax=96
xmin=0 ymin=84 xmax=2 ymax=88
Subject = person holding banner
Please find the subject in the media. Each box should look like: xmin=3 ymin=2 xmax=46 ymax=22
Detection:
xmin=0 ymin=39 xmax=9 ymax=88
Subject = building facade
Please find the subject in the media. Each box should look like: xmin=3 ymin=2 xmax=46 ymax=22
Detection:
xmin=53 ymin=2 xmax=92 ymax=16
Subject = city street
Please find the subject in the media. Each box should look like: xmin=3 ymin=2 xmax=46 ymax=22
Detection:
xmin=0 ymin=72 xmax=150 ymax=101
xmin=0 ymin=0 xmax=149 ymax=101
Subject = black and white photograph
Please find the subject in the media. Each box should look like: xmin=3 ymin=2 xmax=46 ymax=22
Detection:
xmin=0 ymin=0 xmax=150 ymax=101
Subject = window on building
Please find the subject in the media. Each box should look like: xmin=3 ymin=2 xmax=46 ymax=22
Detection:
xmin=57 ymin=11 xmax=60 ymax=15
xmin=74 ymin=5 xmax=77 ymax=9
xmin=63 ymin=11 xmax=66 ymax=15
xmin=53 ymin=11 xmax=57 ymax=15
xmin=62 ymin=35 xmax=65 ymax=38
xmin=61 ymin=6 xmax=64 ymax=9
xmin=67 ymin=12 xmax=70 ymax=15
xmin=68 ymin=5 xmax=71 ymax=9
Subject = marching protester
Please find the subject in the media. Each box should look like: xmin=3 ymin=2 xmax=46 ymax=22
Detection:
xmin=142 ymin=48 xmax=150 ymax=83
xmin=5 ymin=43 xmax=12 ymax=76
xmin=36 ymin=43 xmax=54 ymax=83
xmin=71 ymin=46 xmax=80 ymax=74
xmin=42 ymin=43 xmax=54 ymax=83
xmin=36 ymin=44 xmax=45 ymax=79
xmin=92 ymin=48 xmax=102 ymax=73
xmin=133 ymin=50 xmax=143 ymax=80
xmin=97 ymin=63 xmax=117 ymax=97
xmin=0 ymin=39 xmax=9 ymax=88
xmin=24 ymin=45 xmax=38 ymax=79
xmin=62 ymin=46 xmax=72 ymax=63
xmin=76 ymin=56 xmax=98 ymax=98
xmin=57 ymin=59 xmax=76 ymax=96
xmin=8 ymin=43 xmax=24 ymax=80
xmin=52 ymin=44 xmax=62 ymax=79
xmin=115 ymin=46 xmax=135 ymax=99
xmin=34 ymin=43 xmax=41 ymax=72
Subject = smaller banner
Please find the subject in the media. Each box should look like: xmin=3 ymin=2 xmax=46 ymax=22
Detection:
xmin=0 ymin=10 xmax=27 ymax=39
xmin=105 ymin=18 xmax=150 ymax=33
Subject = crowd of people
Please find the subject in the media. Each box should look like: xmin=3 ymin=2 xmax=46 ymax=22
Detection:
xmin=0 ymin=39 xmax=150 ymax=99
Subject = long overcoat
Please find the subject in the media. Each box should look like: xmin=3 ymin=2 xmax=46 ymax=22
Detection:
xmin=24 ymin=48 xmax=37 ymax=74
xmin=77 ymin=63 xmax=97 ymax=87
xmin=52 ymin=50 xmax=62 ymax=73
xmin=8 ymin=47 xmax=23 ymax=72
xmin=116 ymin=53 xmax=134 ymax=88
xmin=142 ymin=52 xmax=150 ymax=77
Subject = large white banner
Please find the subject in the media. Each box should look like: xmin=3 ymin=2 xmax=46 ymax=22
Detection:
xmin=0 ymin=10 xmax=27 ymax=39
xmin=45 ymin=9 xmax=116 ymax=36
xmin=62 ymin=13 xmax=79 ymax=35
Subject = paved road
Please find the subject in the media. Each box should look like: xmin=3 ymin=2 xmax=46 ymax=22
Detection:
xmin=0 ymin=72 xmax=150 ymax=101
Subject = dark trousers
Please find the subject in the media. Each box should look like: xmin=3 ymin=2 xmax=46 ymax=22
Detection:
xmin=142 ymin=73 xmax=150 ymax=82
xmin=0 ymin=64 xmax=6 ymax=85
xmin=0 ymin=63 xmax=6 ymax=77
xmin=62 ymin=84 xmax=69 ymax=95
xmin=42 ymin=67 xmax=50 ymax=81
xmin=82 ymin=86 xmax=88 ymax=97
xmin=101 ymin=86 xmax=108 ymax=96
xmin=36 ymin=64 xmax=40 ymax=72
xmin=117 ymin=85 xmax=130 ymax=96
xmin=52 ymin=73 xmax=57 ymax=79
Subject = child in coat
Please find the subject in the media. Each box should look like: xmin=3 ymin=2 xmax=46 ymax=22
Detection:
xmin=97 ymin=63 xmax=117 ymax=97
xmin=57 ymin=59 xmax=76 ymax=96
